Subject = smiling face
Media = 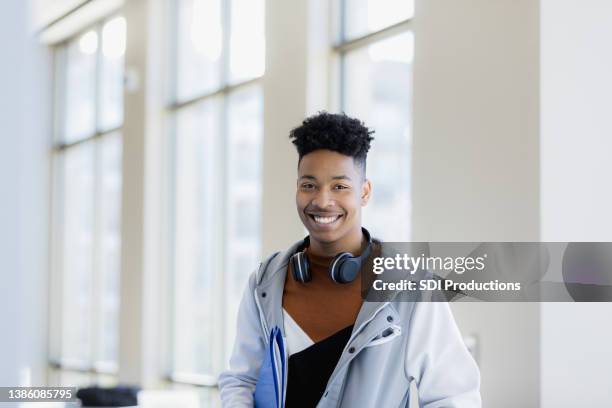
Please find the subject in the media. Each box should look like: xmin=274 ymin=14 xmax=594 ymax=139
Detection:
xmin=296 ymin=149 xmax=371 ymax=254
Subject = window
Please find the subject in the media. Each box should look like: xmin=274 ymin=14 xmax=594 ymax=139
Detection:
xmin=49 ymin=16 xmax=126 ymax=386
xmin=335 ymin=0 xmax=414 ymax=241
xmin=167 ymin=0 xmax=265 ymax=390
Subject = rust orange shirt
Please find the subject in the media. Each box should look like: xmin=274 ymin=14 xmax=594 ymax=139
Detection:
xmin=282 ymin=248 xmax=364 ymax=342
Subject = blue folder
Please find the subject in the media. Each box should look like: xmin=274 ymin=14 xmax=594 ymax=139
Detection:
xmin=254 ymin=326 xmax=286 ymax=408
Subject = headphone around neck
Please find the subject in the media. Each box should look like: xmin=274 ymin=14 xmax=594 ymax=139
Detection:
xmin=290 ymin=227 xmax=373 ymax=284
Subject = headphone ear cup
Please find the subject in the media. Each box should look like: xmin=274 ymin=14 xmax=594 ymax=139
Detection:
xmin=330 ymin=252 xmax=361 ymax=284
xmin=291 ymin=251 xmax=311 ymax=283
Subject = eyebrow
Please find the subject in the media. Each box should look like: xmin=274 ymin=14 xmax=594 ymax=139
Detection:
xmin=298 ymin=175 xmax=352 ymax=181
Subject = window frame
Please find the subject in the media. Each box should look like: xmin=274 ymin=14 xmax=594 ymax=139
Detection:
xmin=164 ymin=0 xmax=265 ymax=388
xmin=48 ymin=13 xmax=125 ymax=383
xmin=333 ymin=2 xmax=414 ymax=110
xmin=331 ymin=1 xmax=414 ymax=241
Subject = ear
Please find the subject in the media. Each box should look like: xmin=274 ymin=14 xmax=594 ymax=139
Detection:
xmin=360 ymin=179 xmax=372 ymax=207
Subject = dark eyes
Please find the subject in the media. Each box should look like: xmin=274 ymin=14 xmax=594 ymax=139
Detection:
xmin=300 ymin=183 xmax=349 ymax=190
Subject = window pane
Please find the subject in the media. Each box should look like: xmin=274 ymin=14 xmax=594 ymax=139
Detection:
xmin=64 ymin=30 xmax=98 ymax=143
xmin=342 ymin=0 xmax=414 ymax=40
xmin=343 ymin=32 xmax=414 ymax=241
xmin=172 ymin=99 xmax=222 ymax=376
xmin=224 ymin=85 xmax=263 ymax=361
xmin=229 ymin=0 xmax=265 ymax=83
xmin=175 ymin=0 xmax=223 ymax=101
xmin=99 ymin=17 xmax=126 ymax=131
xmin=61 ymin=142 xmax=95 ymax=363
xmin=96 ymin=133 xmax=122 ymax=366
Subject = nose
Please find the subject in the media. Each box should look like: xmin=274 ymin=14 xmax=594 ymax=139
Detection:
xmin=311 ymin=188 xmax=335 ymax=209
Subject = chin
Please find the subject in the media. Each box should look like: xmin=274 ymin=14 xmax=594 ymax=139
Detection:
xmin=308 ymin=231 xmax=334 ymax=243
xmin=306 ymin=228 xmax=343 ymax=245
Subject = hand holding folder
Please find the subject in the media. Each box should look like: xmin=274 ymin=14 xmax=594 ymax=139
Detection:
xmin=254 ymin=326 xmax=286 ymax=408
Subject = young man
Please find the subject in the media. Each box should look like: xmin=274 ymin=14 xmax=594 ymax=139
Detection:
xmin=219 ymin=112 xmax=481 ymax=407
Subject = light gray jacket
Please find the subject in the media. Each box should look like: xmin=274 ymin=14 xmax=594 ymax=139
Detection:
xmin=218 ymin=240 xmax=482 ymax=407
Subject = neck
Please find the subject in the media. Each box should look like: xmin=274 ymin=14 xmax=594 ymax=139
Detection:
xmin=309 ymin=226 xmax=365 ymax=258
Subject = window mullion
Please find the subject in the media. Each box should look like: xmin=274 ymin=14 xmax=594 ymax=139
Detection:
xmin=54 ymin=46 xmax=68 ymax=145
xmin=339 ymin=50 xmax=346 ymax=111
xmin=218 ymin=0 xmax=232 ymax=376
xmin=221 ymin=0 xmax=231 ymax=88
xmin=218 ymin=94 xmax=230 ymax=377
xmin=90 ymin=22 xmax=104 ymax=376
xmin=333 ymin=19 xmax=413 ymax=53
xmin=167 ymin=77 xmax=260 ymax=112
xmin=168 ymin=0 xmax=179 ymax=106
xmin=166 ymin=112 xmax=178 ymax=378
xmin=49 ymin=42 xmax=67 ymax=368
xmin=90 ymin=137 xmax=104 ymax=376
xmin=339 ymin=0 xmax=347 ymax=44
xmin=48 ymin=151 xmax=66 ymax=378
xmin=94 ymin=23 xmax=103 ymax=133
xmin=53 ymin=125 xmax=122 ymax=152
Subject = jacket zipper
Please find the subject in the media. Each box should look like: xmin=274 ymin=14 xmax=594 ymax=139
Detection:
xmin=346 ymin=302 xmax=390 ymax=347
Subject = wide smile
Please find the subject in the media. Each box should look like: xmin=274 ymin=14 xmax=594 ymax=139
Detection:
xmin=307 ymin=213 xmax=343 ymax=226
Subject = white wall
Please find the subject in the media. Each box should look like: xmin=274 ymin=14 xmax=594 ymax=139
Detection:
xmin=0 ymin=0 xmax=51 ymax=390
xmin=540 ymin=1 xmax=612 ymax=241
xmin=413 ymin=0 xmax=612 ymax=406
xmin=412 ymin=0 xmax=540 ymax=242
xmin=412 ymin=0 xmax=541 ymax=406
xmin=540 ymin=0 xmax=612 ymax=406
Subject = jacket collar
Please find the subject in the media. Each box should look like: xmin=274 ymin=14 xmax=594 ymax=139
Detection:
xmin=253 ymin=238 xmax=423 ymax=396
xmin=252 ymin=241 xmax=300 ymax=340
xmin=255 ymin=240 xmax=301 ymax=287
xmin=253 ymin=238 xmax=418 ymax=338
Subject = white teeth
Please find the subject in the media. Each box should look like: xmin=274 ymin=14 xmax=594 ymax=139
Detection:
xmin=313 ymin=215 xmax=340 ymax=224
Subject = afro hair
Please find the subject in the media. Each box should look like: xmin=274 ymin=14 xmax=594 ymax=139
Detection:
xmin=289 ymin=111 xmax=374 ymax=173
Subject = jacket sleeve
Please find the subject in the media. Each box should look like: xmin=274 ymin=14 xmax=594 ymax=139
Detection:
xmin=405 ymin=302 xmax=482 ymax=408
xmin=218 ymin=272 xmax=266 ymax=407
